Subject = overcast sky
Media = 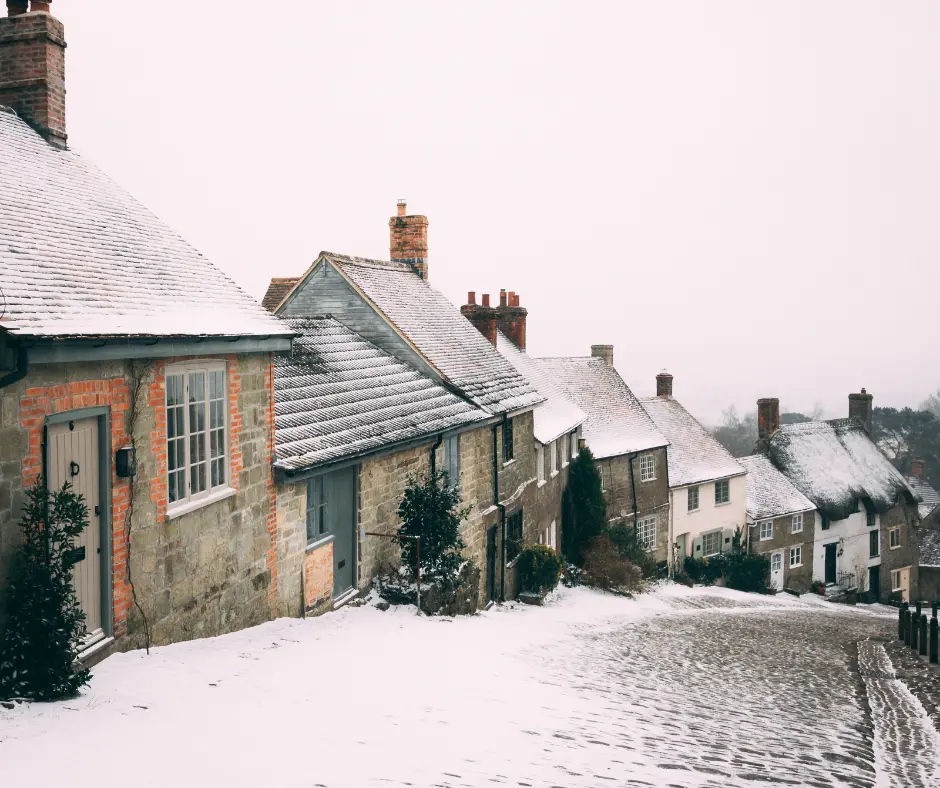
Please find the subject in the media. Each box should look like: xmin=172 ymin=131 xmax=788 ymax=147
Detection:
xmin=52 ymin=1 xmax=938 ymax=424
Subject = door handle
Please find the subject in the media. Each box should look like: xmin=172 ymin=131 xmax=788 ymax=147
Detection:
xmin=69 ymin=461 xmax=80 ymax=477
xmin=94 ymin=505 xmax=100 ymax=516
xmin=337 ymin=559 xmax=346 ymax=569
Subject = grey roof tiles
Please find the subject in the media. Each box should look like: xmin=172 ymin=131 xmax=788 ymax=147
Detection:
xmin=739 ymin=455 xmax=815 ymax=521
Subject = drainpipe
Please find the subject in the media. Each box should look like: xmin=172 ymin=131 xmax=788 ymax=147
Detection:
xmin=492 ymin=425 xmax=505 ymax=601
xmin=627 ymin=452 xmax=639 ymax=531
xmin=0 ymin=345 xmax=28 ymax=391
xmin=429 ymin=433 xmax=443 ymax=476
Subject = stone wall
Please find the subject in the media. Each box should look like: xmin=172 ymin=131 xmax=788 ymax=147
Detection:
xmin=880 ymin=501 xmax=921 ymax=601
xmin=749 ymin=511 xmax=815 ymax=593
xmin=0 ymin=353 xmax=280 ymax=650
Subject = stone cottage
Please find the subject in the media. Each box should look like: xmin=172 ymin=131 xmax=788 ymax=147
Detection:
xmin=537 ymin=347 xmax=672 ymax=564
xmin=907 ymin=460 xmax=940 ymax=601
xmin=756 ymin=393 xmax=921 ymax=602
xmin=738 ymin=455 xmax=817 ymax=593
xmin=271 ymin=316 xmax=491 ymax=613
xmin=262 ymin=204 xmax=544 ymax=604
xmin=0 ymin=2 xmax=293 ymax=660
xmin=639 ymin=371 xmax=747 ymax=570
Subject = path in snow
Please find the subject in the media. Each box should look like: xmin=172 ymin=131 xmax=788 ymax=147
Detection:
xmin=857 ymin=640 xmax=940 ymax=787
xmin=0 ymin=585 xmax=932 ymax=787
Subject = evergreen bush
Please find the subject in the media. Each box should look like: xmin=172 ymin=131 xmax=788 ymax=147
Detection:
xmin=0 ymin=479 xmax=91 ymax=701
xmin=582 ymin=535 xmax=643 ymax=592
xmin=608 ymin=523 xmax=658 ymax=578
xmin=397 ymin=469 xmax=471 ymax=584
xmin=562 ymin=447 xmax=607 ymax=566
xmin=518 ymin=544 xmax=563 ymax=594
xmin=724 ymin=551 xmax=771 ymax=593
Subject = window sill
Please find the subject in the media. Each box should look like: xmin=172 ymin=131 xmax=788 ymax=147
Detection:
xmin=759 ymin=536 xmax=773 ymax=542
xmin=890 ymin=545 xmax=902 ymax=551
xmin=167 ymin=487 xmax=237 ymax=520
xmin=687 ymin=507 xmax=700 ymax=514
xmin=550 ymin=470 xmax=559 ymax=480
xmin=537 ymin=479 xmax=547 ymax=488
xmin=791 ymin=530 xmax=803 ymax=535
xmin=715 ymin=501 xmax=731 ymax=507
xmin=306 ymin=534 xmax=334 ymax=553
xmin=502 ymin=459 xmax=516 ymax=470
xmin=789 ymin=563 xmax=803 ymax=569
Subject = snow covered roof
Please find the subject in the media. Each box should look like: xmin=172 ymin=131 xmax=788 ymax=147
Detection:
xmin=906 ymin=475 xmax=940 ymax=520
xmin=0 ymin=107 xmax=290 ymax=340
xmin=496 ymin=332 xmax=585 ymax=444
xmin=766 ymin=420 xmax=918 ymax=521
xmin=319 ymin=253 xmax=544 ymax=415
xmin=274 ymin=317 xmax=491 ymax=474
xmin=920 ymin=528 xmax=940 ymax=568
xmin=534 ymin=356 xmax=668 ymax=459
xmin=262 ymin=277 xmax=300 ymax=312
xmin=738 ymin=455 xmax=815 ymax=521
xmin=639 ymin=396 xmax=744 ymax=487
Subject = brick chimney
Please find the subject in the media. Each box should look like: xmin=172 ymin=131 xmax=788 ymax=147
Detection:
xmin=461 ymin=292 xmax=497 ymax=347
xmin=591 ymin=345 xmax=613 ymax=366
xmin=656 ymin=370 xmax=673 ymax=398
xmin=495 ymin=290 xmax=527 ymax=350
xmin=848 ymin=388 xmax=873 ymax=434
xmin=389 ymin=200 xmax=429 ymax=280
xmin=911 ymin=457 xmax=926 ymax=481
xmin=0 ymin=1 xmax=67 ymax=149
xmin=757 ymin=398 xmax=780 ymax=440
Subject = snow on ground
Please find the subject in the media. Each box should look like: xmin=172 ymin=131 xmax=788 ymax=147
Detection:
xmin=0 ymin=584 xmax=934 ymax=787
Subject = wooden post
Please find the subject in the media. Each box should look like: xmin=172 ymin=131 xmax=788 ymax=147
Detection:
xmin=912 ymin=610 xmax=920 ymax=651
xmin=916 ymin=601 xmax=923 ymax=618
xmin=906 ymin=609 xmax=914 ymax=647
xmin=920 ymin=614 xmax=928 ymax=657
xmin=930 ymin=616 xmax=939 ymax=665
xmin=899 ymin=603 xmax=908 ymax=641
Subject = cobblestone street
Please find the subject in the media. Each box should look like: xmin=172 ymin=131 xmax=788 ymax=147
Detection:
xmin=2 ymin=586 xmax=939 ymax=787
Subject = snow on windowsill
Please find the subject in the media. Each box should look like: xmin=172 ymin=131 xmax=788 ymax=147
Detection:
xmin=550 ymin=471 xmax=559 ymax=480
xmin=306 ymin=534 xmax=334 ymax=553
xmin=502 ymin=459 xmax=517 ymax=470
xmin=167 ymin=487 xmax=237 ymax=520
xmin=537 ymin=480 xmax=547 ymax=489
xmin=715 ymin=501 xmax=731 ymax=507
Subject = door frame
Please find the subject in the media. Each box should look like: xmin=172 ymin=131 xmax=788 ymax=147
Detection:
xmin=770 ymin=550 xmax=784 ymax=591
xmin=43 ymin=407 xmax=113 ymax=640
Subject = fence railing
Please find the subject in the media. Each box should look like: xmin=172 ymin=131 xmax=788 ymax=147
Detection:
xmin=898 ymin=601 xmax=939 ymax=664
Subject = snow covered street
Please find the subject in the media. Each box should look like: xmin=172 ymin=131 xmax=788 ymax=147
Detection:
xmin=2 ymin=585 xmax=939 ymax=788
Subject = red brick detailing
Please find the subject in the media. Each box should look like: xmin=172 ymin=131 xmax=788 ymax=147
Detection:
xmin=20 ymin=377 xmax=134 ymax=638
xmin=263 ymin=356 xmax=278 ymax=615
xmin=304 ymin=542 xmax=333 ymax=611
xmin=460 ymin=301 xmax=498 ymax=347
xmin=227 ymin=355 xmax=243 ymax=492
xmin=148 ymin=361 xmax=168 ymax=524
xmin=389 ymin=201 xmax=429 ymax=280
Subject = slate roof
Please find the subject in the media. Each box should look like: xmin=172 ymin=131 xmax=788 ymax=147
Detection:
xmin=496 ymin=332 xmax=585 ymax=445
xmin=639 ymin=396 xmax=745 ymax=487
xmin=906 ymin=475 xmax=940 ymax=520
xmin=274 ymin=317 xmax=491 ymax=473
xmin=738 ymin=455 xmax=815 ymax=521
xmin=766 ymin=420 xmax=918 ymax=520
xmin=262 ymin=278 xmax=300 ymax=312
xmin=320 ymin=253 xmax=544 ymax=415
xmin=535 ymin=357 xmax=668 ymax=459
xmin=0 ymin=107 xmax=290 ymax=339
xmin=920 ymin=528 xmax=940 ymax=568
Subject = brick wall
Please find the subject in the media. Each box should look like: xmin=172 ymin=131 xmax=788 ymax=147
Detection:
xmin=0 ymin=353 xmax=280 ymax=649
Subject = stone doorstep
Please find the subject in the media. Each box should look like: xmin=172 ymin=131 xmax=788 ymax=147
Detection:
xmin=77 ymin=635 xmax=115 ymax=669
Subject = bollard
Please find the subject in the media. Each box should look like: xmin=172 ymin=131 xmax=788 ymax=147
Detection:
xmin=899 ymin=604 xmax=907 ymax=641
xmin=933 ymin=601 xmax=938 ymax=619
xmin=931 ymin=617 xmax=939 ymax=665
xmin=911 ymin=610 xmax=919 ymax=651
xmin=906 ymin=609 xmax=914 ymax=647
xmin=916 ymin=601 xmax=923 ymax=619
xmin=920 ymin=614 xmax=928 ymax=657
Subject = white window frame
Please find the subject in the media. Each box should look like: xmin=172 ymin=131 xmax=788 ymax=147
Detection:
xmin=166 ymin=361 xmax=232 ymax=518
xmin=550 ymin=439 xmax=558 ymax=477
xmin=889 ymin=527 xmax=901 ymax=549
xmin=570 ymin=431 xmax=578 ymax=460
xmin=702 ymin=530 xmax=722 ymax=557
xmin=537 ymin=444 xmax=545 ymax=484
xmin=758 ymin=520 xmax=773 ymax=541
xmin=638 ymin=454 xmax=656 ymax=482
xmin=771 ymin=553 xmax=782 ymax=572
xmin=791 ymin=513 xmax=803 ymax=534
xmin=789 ymin=546 xmax=802 ymax=567
xmin=891 ymin=569 xmax=902 ymax=591
xmin=443 ymin=434 xmax=460 ymax=490
xmin=687 ymin=485 xmax=700 ymax=512
xmin=637 ymin=516 xmax=656 ymax=552
xmin=714 ymin=478 xmax=730 ymax=505
xmin=869 ymin=528 xmax=880 ymax=558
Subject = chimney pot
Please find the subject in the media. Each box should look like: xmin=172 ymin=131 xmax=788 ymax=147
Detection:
xmin=757 ymin=398 xmax=780 ymax=441
xmin=591 ymin=345 xmax=614 ymax=366
xmin=467 ymin=291 xmax=476 ymax=305
xmin=397 ymin=199 xmax=407 ymax=216
xmin=656 ymin=370 xmax=674 ymax=398
xmin=481 ymin=293 xmax=490 ymax=307
xmin=494 ymin=287 xmax=527 ymax=350
xmin=6 ymin=1 xmax=28 ymax=15
xmin=389 ymin=201 xmax=428 ymax=279
xmin=499 ymin=289 xmax=507 ymax=307
xmin=848 ymin=389 xmax=874 ymax=434
xmin=31 ymin=1 xmax=51 ymax=11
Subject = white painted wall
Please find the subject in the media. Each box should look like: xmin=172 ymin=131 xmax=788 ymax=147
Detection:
xmin=812 ymin=503 xmax=881 ymax=591
xmin=671 ymin=474 xmax=748 ymax=560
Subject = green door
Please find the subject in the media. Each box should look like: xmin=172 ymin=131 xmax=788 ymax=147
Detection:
xmin=329 ymin=466 xmax=357 ymax=597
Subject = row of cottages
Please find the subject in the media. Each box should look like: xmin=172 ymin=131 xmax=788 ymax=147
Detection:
xmin=906 ymin=461 xmax=940 ymax=600
xmin=747 ymin=394 xmax=922 ymax=602
xmin=0 ymin=4 xmax=294 ymax=660
xmin=262 ymin=203 xmax=594 ymax=610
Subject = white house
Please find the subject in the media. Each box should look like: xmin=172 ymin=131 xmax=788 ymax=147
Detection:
xmin=639 ymin=372 xmax=747 ymax=570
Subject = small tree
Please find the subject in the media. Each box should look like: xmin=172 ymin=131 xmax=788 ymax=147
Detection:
xmin=518 ymin=545 xmax=563 ymax=594
xmin=398 ymin=469 xmax=471 ymax=583
xmin=562 ymin=447 xmax=607 ymax=566
xmin=0 ymin=479 xmax=91 ymax=701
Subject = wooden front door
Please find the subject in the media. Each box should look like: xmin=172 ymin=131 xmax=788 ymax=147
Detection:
xmin=770 ymin=551 xmax=784 ymax=591
xmin=824 ymin=543 xmax=838 ymax=585
xmin=328 ymin=465 xmax=357 ymax=598
xmin=47 ymin=417 xmax=105 ymax=645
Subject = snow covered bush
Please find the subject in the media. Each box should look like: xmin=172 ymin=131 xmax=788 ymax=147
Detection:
xmin=684 ymin=554 xmax=726 ymax=586
xmin=518 ymin=545 xmax=563 ymax=594
xmin=582 ymin=535 xmax=643 ymax=593
xmin=397 ymin=469 xmax=471 ymax=584
xmin=607 ymin=523 xmax=658 ymax=578
xmin=562 ymin=447 xmax=607 ymax=566
xmin=0 ymin=479 xmax=91 ymax=701
xmin=684 ymin=550 xmax=771 ymax=594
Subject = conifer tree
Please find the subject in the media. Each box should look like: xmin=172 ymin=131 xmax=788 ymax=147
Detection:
xmin=562 ymin=447 xmax=607 ymax=565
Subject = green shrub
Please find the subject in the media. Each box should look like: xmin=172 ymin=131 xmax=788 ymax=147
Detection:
xmin=562 ymin=448 xmax=607 ymax=566
xmin=0 ymin=479 xmax=91 ymax=701
xmin=518 ymin=544 xmax=563 ymax=594
xmin=684 ymin=553 xmax=726 ymax=586
xmin=582 ymin=535 xmax=643 ymax=592
xmin=608 ymin=523 xmax=658 ymax=578
xmin=723 ymin=551 xmax=771 ymax=593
